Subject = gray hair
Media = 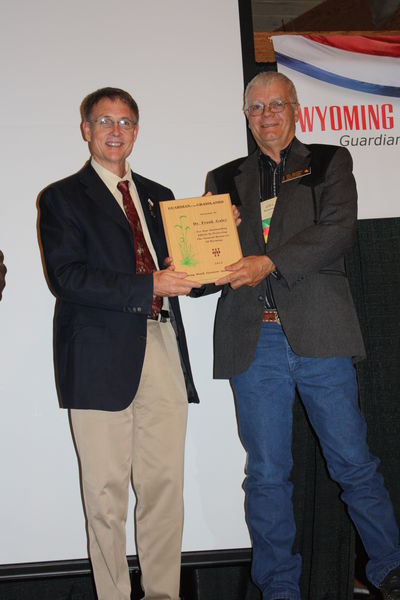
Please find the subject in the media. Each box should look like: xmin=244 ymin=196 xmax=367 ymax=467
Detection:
xmin=244 ymin=71 xmax=298 ymax=110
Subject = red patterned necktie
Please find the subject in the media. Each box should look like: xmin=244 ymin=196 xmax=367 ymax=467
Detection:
xmin=117 ymin=180 xmax=162 ymax=319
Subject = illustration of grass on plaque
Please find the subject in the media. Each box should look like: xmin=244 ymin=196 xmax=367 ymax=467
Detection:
xmin=160 ymin=194 xmax=242 ymax=283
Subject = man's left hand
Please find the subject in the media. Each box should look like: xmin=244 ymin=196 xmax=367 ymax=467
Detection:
xmin=232 ymin=204 xmax=241 ymax=227
xmin=215 ymin=255 xmax=275 ymax=289
xmin=204 ymin=191 xmax=241 ymax=227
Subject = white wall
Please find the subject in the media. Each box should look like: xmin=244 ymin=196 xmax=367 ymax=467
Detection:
xmin=0 ymin=0 xmax=250 ymax=564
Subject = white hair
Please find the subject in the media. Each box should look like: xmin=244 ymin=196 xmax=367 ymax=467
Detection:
xmin=244 ymin=71 xmax=299 ymax=110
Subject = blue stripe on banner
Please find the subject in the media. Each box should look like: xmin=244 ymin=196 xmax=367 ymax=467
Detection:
xmin=275 ymin=52 xmax=400 ymax=98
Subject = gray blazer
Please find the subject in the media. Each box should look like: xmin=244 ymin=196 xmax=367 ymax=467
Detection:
xmin=205 ymin=137 xmax=366 ymax=379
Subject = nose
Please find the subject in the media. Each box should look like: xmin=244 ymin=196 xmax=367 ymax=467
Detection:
xmin=111 ymin=121 xmax=122 ymax=134
xmin=262 ymin=104 xmax=273 ymax=116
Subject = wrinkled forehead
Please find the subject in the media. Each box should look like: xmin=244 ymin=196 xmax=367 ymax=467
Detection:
xmin=247 ymin=81 xmax=292 ymax=103
xmin=90 ymin=97 xmax=135 ymax=120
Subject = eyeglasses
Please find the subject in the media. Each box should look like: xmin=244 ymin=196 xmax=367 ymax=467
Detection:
xmin=90 ymin=116 xmax=137 ymax=130
xmin=245 ymin=100 xmax=297 ymax=117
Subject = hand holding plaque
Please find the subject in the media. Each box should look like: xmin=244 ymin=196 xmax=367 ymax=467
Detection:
xmin=160 ymin=194 xmax=242 ymax=284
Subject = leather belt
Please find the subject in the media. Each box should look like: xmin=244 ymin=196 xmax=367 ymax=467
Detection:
xmin=263 ymin=309 xmax=280 ymax=324
xmin=148 ymin=310 xmax=170 ymax=323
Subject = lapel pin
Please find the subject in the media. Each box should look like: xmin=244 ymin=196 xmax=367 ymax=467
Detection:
xmin=147 ymin=198 xmax=156 ymax=218
xmin=282 ymin=167 xmax=311 ymax=183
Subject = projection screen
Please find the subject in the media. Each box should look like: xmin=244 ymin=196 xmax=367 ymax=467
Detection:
xmin=0 ymin=0 xmax=250 ymax=565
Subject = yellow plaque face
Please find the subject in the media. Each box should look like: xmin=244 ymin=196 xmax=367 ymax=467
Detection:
xmin=160 ymin=194 xmax=243 ymax=284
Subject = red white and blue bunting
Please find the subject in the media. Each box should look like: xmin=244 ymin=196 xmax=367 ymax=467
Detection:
xmin=272 ymin=34 xmax=400 ymax=218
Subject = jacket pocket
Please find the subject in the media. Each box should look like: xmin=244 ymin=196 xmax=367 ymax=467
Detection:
xmin=319 ymin=269 xmax=346 ymax=276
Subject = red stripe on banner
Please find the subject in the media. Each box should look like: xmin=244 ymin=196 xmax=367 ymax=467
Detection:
xmin=304 ymin=34 xmax=400 ymax=58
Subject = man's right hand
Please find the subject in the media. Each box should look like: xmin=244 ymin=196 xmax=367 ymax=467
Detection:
xmin=215 ymin=255 xmax=275 ymax=289
xmin=0 ymin=250 xmax=6 ymax=300
xmin=153 ymin=269 xmax=201 ymax=297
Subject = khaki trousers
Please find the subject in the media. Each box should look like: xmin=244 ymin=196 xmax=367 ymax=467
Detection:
xmin=70 ymin=320 xmax=188 ymax=600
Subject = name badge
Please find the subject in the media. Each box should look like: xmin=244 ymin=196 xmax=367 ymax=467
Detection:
xmin=282 ymin=166 xmax=311 ymax=183
xmin=260 ymin=196 xmax=277 ymax=244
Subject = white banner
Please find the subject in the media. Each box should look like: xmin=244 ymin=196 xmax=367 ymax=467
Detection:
xmin=272 ymin=34 xmax=400 ymax=219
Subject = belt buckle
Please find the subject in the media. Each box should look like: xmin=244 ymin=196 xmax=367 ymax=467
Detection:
xmin=160 ymin=309 xmax=169 ymax=323
xmin=148 ymin=310 xmax=169 ymax=322
xmin=263 ymin=309 xmax=280 ymax=324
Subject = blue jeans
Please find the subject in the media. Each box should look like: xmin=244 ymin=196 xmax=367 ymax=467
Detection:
xmin=232 ymin=323 xmax=400 ymax=600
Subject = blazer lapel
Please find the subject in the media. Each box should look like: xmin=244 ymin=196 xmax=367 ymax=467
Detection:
xmin=266 ymin=138 xmax=311 ymax=250
xmin=78 ymin=162 xmax=131 ymax=234
xmin=234 ymin=152 xmax=266 ymax=254
xmin=132 ymin=174 xmax=166 ymax=261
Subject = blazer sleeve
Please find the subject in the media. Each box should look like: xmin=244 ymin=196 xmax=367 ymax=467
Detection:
xmin=267 ymin=147 xmax=357 ymax=289
xmin=38 ymin=184 xmax=154 ymax=315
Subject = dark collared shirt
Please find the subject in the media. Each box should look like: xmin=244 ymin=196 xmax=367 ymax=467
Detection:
xmin=258 ymin=144 xmax=292 ymax=309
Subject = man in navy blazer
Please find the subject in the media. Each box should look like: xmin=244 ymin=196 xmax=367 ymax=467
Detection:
xmin=203 ymin=72 xmax=400 ymax=600
xmin=39 ymin=87 xmax=201 ymax=600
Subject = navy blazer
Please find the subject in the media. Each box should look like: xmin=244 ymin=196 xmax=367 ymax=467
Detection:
xmin=39 ymin=162 xmax=199 ymax=410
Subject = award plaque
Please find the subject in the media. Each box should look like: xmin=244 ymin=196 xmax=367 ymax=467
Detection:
xmin=160 ymin=193 xmax=242 ymax=283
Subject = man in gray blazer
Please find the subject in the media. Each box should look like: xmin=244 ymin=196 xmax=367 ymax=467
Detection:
xmin=205 ymin=72 xmax=400 ymax=600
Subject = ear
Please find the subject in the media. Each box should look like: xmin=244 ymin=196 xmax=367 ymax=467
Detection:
xmin=294 ymin=103 xmax=300 ymax=124
xmin=133 ymin=122 xmax=139 ymax=143
xmin=82 ymin=120 xmax=92 ymax=142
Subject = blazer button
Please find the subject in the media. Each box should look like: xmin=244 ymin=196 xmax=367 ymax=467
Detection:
xmin=257 ymin=295 xmax=264 ymax=302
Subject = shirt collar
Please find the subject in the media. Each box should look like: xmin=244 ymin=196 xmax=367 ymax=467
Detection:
xmin=91 ymin=158 xmax=133 ymax=189
xmin=259 ymin=140 xmax=293 ymax=169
